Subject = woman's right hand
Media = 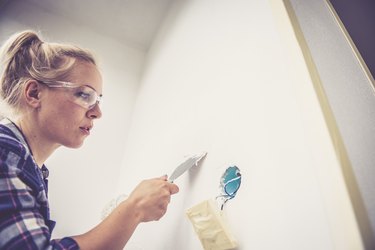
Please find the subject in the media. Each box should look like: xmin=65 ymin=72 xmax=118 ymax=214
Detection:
xmin=73 ymin=176 xmax=179 ymax=249
xmin=126 ymin=175 xmax=179 ymax=222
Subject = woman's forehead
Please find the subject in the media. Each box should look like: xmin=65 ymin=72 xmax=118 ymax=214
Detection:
xmin=70 ymin=61 xmax=103 ymax=92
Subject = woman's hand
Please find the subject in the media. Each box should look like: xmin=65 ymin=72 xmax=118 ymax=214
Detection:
xmin=73 ymin=176 xmax=179 ymax=250
xmin=126 ymin=175 xmax=179 ymax=222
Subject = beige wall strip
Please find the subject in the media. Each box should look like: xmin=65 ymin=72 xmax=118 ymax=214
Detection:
xmin=269 ymin=0 xmax=364 ymax=249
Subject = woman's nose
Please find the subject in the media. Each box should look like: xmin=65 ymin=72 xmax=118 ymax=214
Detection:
xmin=87 ymin=103 xmax=102 ymax=119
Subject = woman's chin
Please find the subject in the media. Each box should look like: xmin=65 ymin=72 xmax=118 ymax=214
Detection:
xmin=64 ymin=140 xmax=85 ymax=149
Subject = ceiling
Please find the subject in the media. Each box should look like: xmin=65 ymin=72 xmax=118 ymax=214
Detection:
xmin=18 ymin=0 xmax=174 ymax=51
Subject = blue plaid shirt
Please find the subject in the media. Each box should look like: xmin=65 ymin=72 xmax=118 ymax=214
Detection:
xmin=0 ymin=119 xmax=79 ymax=250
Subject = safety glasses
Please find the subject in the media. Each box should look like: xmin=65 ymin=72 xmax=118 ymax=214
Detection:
xmin=40 ymin=80 xmax=102 ymax=110
xmin=217 ymin=166 xmax=241 ymax=210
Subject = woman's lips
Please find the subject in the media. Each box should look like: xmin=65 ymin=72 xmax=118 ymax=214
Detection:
xmin=79 ymin=126 xmax=91 ymax=135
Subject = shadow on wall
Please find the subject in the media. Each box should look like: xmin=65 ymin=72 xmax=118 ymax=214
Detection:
xmin=329 ymin=0 xmax=375 ymax=81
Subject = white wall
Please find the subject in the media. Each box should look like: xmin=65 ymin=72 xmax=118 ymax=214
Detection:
xmin=116 ymin=0 xmax=361 ymax=249
xmin=0 ymin=1 xmax=144 ymax=238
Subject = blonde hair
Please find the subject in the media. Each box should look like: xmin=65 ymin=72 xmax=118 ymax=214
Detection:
xmin=0 ymin=30 xmax=97 ymax=118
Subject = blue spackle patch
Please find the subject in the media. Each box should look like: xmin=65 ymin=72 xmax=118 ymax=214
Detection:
xmin=217 ymin=166 xmax=241 ymax=210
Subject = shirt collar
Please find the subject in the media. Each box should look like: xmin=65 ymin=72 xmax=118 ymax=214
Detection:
xmin=0 ymin=118 xmax=49 ymax=178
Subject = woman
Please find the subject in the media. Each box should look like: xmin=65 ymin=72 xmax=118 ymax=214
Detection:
xmin=0 ymin=30 xmax=179 ymax=249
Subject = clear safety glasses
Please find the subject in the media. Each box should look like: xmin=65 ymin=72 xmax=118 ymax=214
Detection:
xmin=217 ymin=166 xmax=242 ymax=210
xmin=40 ymin=81 xmax=102 ymax=110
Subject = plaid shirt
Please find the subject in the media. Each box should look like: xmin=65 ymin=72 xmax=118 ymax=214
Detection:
xmin=0 ymin=119 xmax=79 ymax=250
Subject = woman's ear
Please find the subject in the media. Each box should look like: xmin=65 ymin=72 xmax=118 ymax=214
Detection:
xmin=24 ymin=80 xmax=43 ymax=108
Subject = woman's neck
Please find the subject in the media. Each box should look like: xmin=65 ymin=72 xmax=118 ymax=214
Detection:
xmin=14 ymin=117 xmax=58 ymax=167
